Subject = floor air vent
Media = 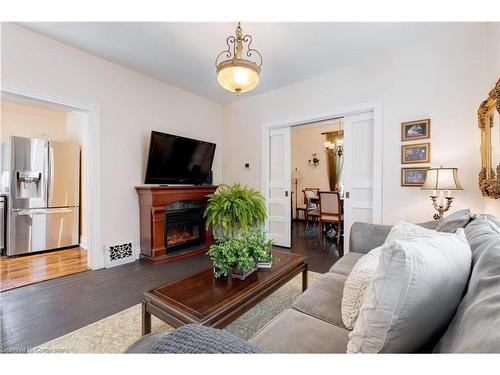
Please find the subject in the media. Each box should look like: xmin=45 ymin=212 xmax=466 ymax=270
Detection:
xmin=105 ymin=241 xmax=137 ymax=268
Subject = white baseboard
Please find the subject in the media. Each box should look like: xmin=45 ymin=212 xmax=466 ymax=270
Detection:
xmin=80 ymin=235 xmax=89 ymax=250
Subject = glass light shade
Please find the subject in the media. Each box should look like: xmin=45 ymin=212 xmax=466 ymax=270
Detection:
xmin=421 ymin=167 xmax=463 ymax=191
xmin=217 ymin=63 xmax=260 ymax=93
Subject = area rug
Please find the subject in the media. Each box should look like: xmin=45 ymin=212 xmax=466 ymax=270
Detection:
xmin=33 ymin=271 xmax=320 ymax=353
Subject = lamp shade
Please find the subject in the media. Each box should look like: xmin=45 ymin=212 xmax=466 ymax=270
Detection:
xmin=291 ymin=168 xmax=303 ymax=180
xmin=421 ymin=167 xmax=463 ymax=191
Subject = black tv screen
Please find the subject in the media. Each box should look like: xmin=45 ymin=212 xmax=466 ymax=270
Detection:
xmin=144 ymin=131 xmax=216 ymax=184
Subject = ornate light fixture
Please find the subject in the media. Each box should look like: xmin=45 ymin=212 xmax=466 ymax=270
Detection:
xmin=215 ymin=22 xmax=263 ymax=94
xmin=308 ymin=154 xmax=320 ymax=168
xmin=323 ymin=130 xmax=344 ymax=157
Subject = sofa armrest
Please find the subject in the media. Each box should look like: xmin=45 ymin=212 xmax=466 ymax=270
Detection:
xmin=349 ymin=219 xmax=442 ymax=254
xmin=125 ymin=325 xmax=268 ymax=353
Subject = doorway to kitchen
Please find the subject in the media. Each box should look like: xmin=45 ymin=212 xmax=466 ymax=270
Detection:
xmin=0 ymin=85 xmax=101 ymax=291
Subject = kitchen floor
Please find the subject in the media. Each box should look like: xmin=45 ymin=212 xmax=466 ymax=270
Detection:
xmin=0 ymin=247 xmax=89 ymax=292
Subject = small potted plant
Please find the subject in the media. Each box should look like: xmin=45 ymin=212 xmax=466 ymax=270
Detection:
xmin=242 ymin=229 xmax=273 ymax=269
xmin=207 ymin=236 xmax=257 ymax=280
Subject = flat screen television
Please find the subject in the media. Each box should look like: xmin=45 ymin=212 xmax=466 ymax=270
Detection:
xmin=144 ymin=131 xmax=216 ymax=185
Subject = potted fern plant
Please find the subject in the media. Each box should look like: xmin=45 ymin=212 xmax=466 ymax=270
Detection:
xmin=204 ymin=183 xmax=266 ymax=239
xmin=204 ymin=183 xmax=272 ymax=279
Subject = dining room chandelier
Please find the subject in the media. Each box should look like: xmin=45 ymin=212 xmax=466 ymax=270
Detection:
xmin=215 ymin=22 xmax=263 ymax=94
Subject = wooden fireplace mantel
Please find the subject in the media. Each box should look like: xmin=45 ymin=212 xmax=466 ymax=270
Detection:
xmin=135 ymin=185 xmax=218 ymax=264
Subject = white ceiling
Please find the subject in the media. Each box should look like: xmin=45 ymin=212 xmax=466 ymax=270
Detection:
xmin=20 ymin=22 xmax=456 ymax=104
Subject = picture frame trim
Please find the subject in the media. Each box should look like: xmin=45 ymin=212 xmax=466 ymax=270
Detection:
xmin=401 ymin=118 xmax=431 ymax=142
xmin=401 ymin=167 xmax=431 ymax=187
xmin=401 ymin=142 xmax=431 ymax=164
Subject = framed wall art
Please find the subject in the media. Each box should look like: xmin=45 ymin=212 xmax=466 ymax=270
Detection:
xmin=401 ymin=167 xmax=430 ymax=187
xmin=401 ymin=119 xmax=431 ymax=141
xmin=401 ymin=143 xmax=431 ymax=164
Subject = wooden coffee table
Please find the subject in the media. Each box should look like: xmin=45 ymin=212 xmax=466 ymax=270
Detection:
xmin=141 ymin=249 xmax=308 ymax=335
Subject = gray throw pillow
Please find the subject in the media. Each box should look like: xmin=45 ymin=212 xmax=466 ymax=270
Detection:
xmin=435 ymin=209 xmax=473 ymax=233
xmin=434 ymin=216 xmax=500 ymax=353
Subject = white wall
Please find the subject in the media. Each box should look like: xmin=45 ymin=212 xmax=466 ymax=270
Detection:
xmin=291 ymin=121 xmax=341 ymax=218
xmin=223 ymin=23 xmax=500 ymax=223
xmin=1 ymin=23 xmax=224 ymax=266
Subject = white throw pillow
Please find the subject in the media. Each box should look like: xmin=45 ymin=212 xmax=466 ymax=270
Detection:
xmin=384 ymin=220 xmax=439 ymax=244
xmin=340 ymin=221 xmax=439 ymax=330
xmin=342 ymin=246 xmax=382 ymax=330
xmin=347 ymin=229 xmax=471 ymax=353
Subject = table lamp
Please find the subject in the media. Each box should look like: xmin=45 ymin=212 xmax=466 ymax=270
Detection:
xmin=421 ymin=166 xmax=463 ymax=220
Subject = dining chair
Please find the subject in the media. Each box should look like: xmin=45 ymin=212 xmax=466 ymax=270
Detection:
xmin=318 ymin=191 xmax=343 ymax=245
xmin=304 ymin=188 xmax=320 ymax=230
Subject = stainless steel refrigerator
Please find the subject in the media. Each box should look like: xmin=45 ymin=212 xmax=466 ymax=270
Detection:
xmin=1 ymin=136 xmax=80 ymax=256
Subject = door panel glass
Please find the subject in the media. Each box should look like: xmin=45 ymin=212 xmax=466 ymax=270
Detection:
xmin=269 ymin=203 xmax=285 ymax=217
xmin=269 ymin=134 xmax=284 ymax=181
xmin=269 ymin=187 xmax=285 ymax=199
xmin=269 ymin=221 xmax=285 ymax=234
xmin=351 ymin=188 xmax=373 ymax=201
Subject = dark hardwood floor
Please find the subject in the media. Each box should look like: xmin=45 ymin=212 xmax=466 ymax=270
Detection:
xmin=281 ymin=221 xmax=341 ymax=273
xmin=0 ymin=221 xmax=340 ymax=352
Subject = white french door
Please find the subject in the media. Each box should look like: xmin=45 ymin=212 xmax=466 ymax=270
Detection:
xmin=264 ymin=127 xmax=292 ymax=247
xmin=342 ymin=111 xmax=375 ymax=252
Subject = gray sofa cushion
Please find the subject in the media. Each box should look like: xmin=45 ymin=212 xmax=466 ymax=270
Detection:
xmin=293 ymin=272 xmax=347 ymax=328
xmin=250 ymin=308 xmax=349 ymax=353
xmin=348 ymin=220 xmax=442 ymax=255
xmin=484 ymin=214 xmax=500 ymax=228
xmin=435 ymin=209 xmax=473 ymax=233
xmin=329 ymin=252 xmax=363 ymax=276
xmin=434 ymin=216 xmax=500 ymax=353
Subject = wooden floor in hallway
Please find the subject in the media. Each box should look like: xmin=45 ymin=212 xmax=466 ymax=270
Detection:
xmin=0 ymin=222 xmax=340 ymax=352
xmin=0 ymin=247 xmax=89 ymax=292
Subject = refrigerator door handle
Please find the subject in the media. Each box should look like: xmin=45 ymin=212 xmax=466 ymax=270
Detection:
xmin=13 ymin=208 xmax=74 ymax=216
xmin=48 ymin=146 xmax=55 ymax=204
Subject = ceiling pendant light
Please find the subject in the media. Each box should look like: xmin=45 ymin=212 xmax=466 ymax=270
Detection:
xmin=215 ymin=22 xmax=263 ymax=94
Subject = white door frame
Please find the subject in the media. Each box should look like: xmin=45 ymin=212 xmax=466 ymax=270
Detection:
xmin=261 ymin=99 xmax=384 ymax=237
xmin=1 ymin=84 xmax=103 ymax=270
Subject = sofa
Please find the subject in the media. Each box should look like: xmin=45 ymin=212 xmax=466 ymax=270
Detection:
xmin=126 ymin=211 xmax=500 ymax=353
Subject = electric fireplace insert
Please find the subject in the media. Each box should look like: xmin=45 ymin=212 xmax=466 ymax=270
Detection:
xmin=164 ymin=200 xmax=204 ymax=252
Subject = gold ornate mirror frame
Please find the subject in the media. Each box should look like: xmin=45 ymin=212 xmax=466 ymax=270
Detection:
xmin=478 ymin=78 xmax=500 ymax=199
